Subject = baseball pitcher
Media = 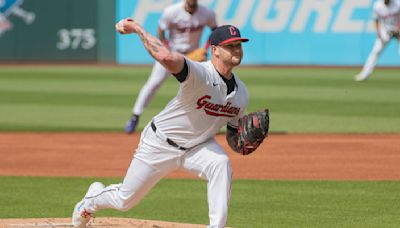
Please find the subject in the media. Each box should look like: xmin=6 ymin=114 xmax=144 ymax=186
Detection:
xmin=72 ymin=19 xmax=269 ymax=228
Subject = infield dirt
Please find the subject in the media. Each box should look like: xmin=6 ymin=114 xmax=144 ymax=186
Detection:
xmin=1 ymin=133 xmax=399 ymax=179
xmin=1 ymin=132 xmax=399 ymax=227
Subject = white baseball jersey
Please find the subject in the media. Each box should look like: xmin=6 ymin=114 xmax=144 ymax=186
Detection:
xmin=373 ymin=0 xmax=400 ymax=33
xmin=153 ymin=59 xmax=249 ymax=149
xmin=159 ymin=2 xmax=217 ymax=53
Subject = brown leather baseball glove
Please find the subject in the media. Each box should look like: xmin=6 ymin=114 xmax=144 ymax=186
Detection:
xmin=237 ymin=109 xmax=270 ymax=155
xmin=186 ymin=48 xmax=207 ymax=62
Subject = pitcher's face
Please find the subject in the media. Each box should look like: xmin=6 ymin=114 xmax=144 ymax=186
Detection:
xmin=185 ymin=0 xmax=198 ymax=14
xmin=213 ymin=41 xmax=244 ymax=66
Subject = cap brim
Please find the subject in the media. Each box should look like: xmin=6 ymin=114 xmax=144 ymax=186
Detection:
xmin=219 ymin=37 xmax=249 ymax=45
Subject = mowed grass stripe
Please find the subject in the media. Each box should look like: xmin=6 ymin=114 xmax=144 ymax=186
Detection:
xmin=0 ymin=177 xmax=399 ymax=227
xmin=260 ymin=98 xmax=400 ymax=117
xmin=272 ymin=113 xmax=400 ymax=133
xmin=1 ymin=66 xmax=399 ymax=133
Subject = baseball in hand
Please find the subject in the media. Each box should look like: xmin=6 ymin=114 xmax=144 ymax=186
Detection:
xmin=115 ymin=18 xmax=135 ymax=34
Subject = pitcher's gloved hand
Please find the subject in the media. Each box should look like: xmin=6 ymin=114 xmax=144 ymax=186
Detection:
xmin=237 ymin=109 xmax=269 ymax=155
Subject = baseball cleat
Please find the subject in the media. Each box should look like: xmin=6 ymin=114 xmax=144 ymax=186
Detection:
xmin=72 ymin=182 xmax=105 ymax=227
xmin=125 ymin=115 xmax=139 ymax=134
xmin=354 ymin=73 xmax=370 ymax=82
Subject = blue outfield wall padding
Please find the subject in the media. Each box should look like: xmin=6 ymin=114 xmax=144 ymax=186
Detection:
xmin=116 ymin=0 xmax=400 ymax=66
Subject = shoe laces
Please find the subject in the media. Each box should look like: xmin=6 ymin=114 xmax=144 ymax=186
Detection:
xmin=81 ymin=210 xmax=92 ymax=219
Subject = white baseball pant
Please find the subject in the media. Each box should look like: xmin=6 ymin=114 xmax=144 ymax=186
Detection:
xmin=359 ymin=30 xmax=400 ymax=77
xmin=132 ymin=61 xmax=171 ymax=115
xmin=84 ymin=123 xmax=233 ymax=228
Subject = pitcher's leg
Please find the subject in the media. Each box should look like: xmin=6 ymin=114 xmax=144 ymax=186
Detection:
xmin=206 ymin=155 xmax=232 ymax=228
xmin=182 ymin=140 xmax=232 ymax=228
xmin=73 ymin=124 xmax=182 ymax=227
xmin=133 ymin=62 xmax=170 ymax=115
xmin=85 ymin=158 xmax=165 ymax=212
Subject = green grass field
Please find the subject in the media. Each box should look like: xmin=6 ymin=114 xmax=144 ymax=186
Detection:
xmin=1 ymin=66 xmax=399 ymax=133
xmin=1 ymin=177 xmax=400 ymax=227
xmin=1 ymin=65 xmax=399 ymax=227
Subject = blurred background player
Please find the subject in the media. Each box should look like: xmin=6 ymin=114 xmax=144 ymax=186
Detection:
xmin=124 ymin=0 xmax=217 ymax=133
xmin=355 ymin=0 xmax=400 ymax=81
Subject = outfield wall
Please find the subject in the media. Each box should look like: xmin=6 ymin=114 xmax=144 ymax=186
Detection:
xmin=1 ymin=0 xmax=399 ymax=66
xmin=117 ymin=0 xmax=400 ymax=66
xmin=0 ymin=0 xmax=115 ymax=62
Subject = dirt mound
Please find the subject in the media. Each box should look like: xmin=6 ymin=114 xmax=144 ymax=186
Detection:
xmin=0 ymin=217 xmax=206 ymax=228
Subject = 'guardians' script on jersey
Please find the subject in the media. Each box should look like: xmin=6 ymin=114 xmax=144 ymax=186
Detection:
xmin=153 ymin=59 xmax=249 ymax=148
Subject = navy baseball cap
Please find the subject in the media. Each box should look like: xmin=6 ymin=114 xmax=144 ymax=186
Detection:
xmin=210 ymin=25 xmax=249 ymax=46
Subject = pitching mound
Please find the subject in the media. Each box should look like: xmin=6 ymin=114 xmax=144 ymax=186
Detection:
xmin=0 ymin=217 xmax=206 ymax=228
